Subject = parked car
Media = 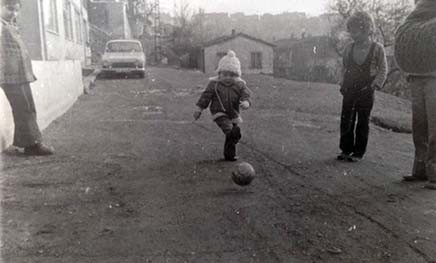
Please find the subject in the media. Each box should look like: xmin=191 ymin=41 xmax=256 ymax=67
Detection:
xmin=101 ymin=39 xmax=146 ymax=78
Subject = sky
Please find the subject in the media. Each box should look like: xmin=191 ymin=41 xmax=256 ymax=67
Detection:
xmin=160 ymin=0 xmax=331 ymax=16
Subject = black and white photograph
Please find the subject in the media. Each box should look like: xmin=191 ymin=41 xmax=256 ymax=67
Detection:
xmin=1 ymin=0 xmax=435 ymax=262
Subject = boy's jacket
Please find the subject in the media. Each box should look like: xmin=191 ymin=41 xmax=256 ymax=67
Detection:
xmin=0 ymin=18 xmax=36 ymax=85
xmin=196 ymin=76 xmax=251 ymax=122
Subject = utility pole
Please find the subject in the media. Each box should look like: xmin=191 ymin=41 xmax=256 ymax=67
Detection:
xmin=153 ymin=0 xmax=161 ymax=64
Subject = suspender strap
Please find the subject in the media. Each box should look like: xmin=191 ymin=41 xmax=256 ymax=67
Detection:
xmin=214 ymin=82 xmax=226 ymax=112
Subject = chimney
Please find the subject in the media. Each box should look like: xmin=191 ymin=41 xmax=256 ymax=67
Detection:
xmin=231 ymin=29 xmax=236 ymax=35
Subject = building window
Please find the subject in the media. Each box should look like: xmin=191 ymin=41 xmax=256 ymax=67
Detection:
xmin=74 ymin=8 xmax=82 ymax=44
xmin=250 ymin=52 xmax=262 ymax=69
xmin=63 ymin=0 xmax=73 ymax=41
xmin=45 ymin=0 xmax=59 ymax=33
xmin=83 ymin=19 xmax=89 ymax=44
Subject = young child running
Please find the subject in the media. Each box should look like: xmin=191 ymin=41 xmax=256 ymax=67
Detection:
xmin=193 ymin=50 xmax=251 ymax=161
xmin=337 ymin=11 xmax=387 ymax=162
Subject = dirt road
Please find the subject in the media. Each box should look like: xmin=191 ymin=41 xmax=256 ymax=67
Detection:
xmin=1 ymin=67 xmax=435 ymax=262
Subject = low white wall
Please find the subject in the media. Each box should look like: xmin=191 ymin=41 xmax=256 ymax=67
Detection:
xmin=0 ymin=60 xmax=83 ymax=150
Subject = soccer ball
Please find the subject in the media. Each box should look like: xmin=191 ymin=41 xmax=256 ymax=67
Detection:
xmin=232 ymin=162 xmax=255 ymax=186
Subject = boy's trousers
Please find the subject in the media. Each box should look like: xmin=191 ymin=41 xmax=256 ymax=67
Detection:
xmin=215 ymin=116 xmax=241 ymax=159
xmin=1 ymin=83 xmax=42 ymax=147
xmin=409 ymin=76 xmax=436 ymax=182
xmin=339 ymin=90 xmax=374 ymax=156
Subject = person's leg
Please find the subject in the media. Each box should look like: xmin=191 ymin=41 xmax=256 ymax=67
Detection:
xmin=404 ymin=78 xmax=428 ymax=181
xmin=1 ymin=83 xmax=42 ymax=147
xmin=353 ymin=91 xmax=375 ymax=159
xmin=1 ymin=83 xmax=53 ymax=155
xmin=226 ymin=123 xmax=242 ymax=160
xmin=423 ymin=77 xmax=436 ymax=188
xmin=339 ymin=95 xmax=356 ymax=158
xmin=215 ymin=116 xmax=236 ymax=160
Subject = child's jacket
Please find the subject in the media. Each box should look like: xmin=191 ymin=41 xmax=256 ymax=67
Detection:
xmin=196 ymin=76 xmax=251 ymax=122
xmin=0 ymin=18 xmax=36 ymax=85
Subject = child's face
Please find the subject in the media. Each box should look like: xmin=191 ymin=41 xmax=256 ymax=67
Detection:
xmin=219 ymin=71 xmax=238 ymax=85
xmin=348 ymin=25 xmax=370 ymax=43
xmin=1 ymin=3 xmax=20 ymax=22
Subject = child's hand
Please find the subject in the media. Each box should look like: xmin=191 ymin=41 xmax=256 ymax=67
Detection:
xmin=240 ymin=100 xmax=250 ymax=110
xmin=193 ymin=110 xmax=202 ymax=120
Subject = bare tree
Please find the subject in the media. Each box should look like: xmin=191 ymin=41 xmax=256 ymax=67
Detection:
xmin=169 ymin=3 xmax=207 ymax=55
xmin=328 ymin=0 xmax=411 ymax=48
xmin=126 ymin=0 xmax=156 ymax=39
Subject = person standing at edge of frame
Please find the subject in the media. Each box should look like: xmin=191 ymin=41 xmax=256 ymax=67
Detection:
xmin=0 ymin=0 xmax=54 ymax=156
xmin=336 ymin=11 xmax=387 ymax=163
xmin=395 ymin=0 xmax=436 ymax=189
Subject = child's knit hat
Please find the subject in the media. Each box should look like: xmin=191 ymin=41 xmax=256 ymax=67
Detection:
xmin=217 ymin=50 xmax=242 ymax=77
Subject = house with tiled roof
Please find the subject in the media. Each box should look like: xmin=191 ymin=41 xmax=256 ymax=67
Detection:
xmin=199 ymin=30 xmax=275 ymax=75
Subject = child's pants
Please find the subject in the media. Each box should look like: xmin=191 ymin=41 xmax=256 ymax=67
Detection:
xmin=339 ymin=90 xmax=374 ymax=156
xmin=409 ymin=76 xmax=436 ymax=182
xmin=1 ymin=83 xmax=42 ymax=148
xmin=215 ymin=116 xmax=241 ymax=159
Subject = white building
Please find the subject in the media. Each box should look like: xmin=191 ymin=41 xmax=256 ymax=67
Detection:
xmin=1 ymin=0 xmax=91 ymax=150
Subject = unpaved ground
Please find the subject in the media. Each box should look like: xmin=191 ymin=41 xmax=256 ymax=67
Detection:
xmin=1 ymin=67 xmax=435 ymax=263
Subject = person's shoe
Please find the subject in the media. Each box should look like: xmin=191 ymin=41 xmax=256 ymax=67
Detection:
xmin=348 ymin=153 xmax=363 ymax=162
xmin=2 ymin=145 xmax=21 ymax=155
xmin=224 ymin=132 xmax=238 ymax=162
xmin=224 ymin=155 xmax=239 ymax=162
xmin=230 ymin=125 xmax=242 ymax=143
xmin=337 ymin=152 xmax=351 ymax=161
xmin=402 ymin=175 xmax=427 ymax=182
xmin=24 ymin=143 xmax=54 ymax=156
xmin=424 ymin=181 xmax=436 ymax=190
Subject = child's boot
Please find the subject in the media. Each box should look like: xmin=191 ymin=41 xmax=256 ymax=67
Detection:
xmin=224 ymin=125 xmax=241 ymax=161
xmin=224 ymin=135 xmax=237 ymax=161
xmin=230 ymin=125 xmax=242 ymax=142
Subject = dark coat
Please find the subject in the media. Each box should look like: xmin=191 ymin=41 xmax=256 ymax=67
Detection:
xmin=0 ymin=18 xmax=36 ymax=85
xmin=196 ymin=76 xmax=252 ymax=121
xmin=394 ymin=0 xmax=436 ymax=74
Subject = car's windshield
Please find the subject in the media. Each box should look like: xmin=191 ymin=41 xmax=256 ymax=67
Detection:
xmin=107 ymin=42 xmax=142 ymax=52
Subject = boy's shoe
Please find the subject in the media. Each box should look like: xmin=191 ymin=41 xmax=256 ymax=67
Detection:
xmin=2 ymin=145 xmax=21 ymax=155
xmin=224 ymin=141 xmax=237 ymax=161
xmin=424 ymin=181 xmax=436 ymax=190
xmin=24 ymin=143 xmax=55 ymax=156
xmin=402 ymin=175 xmax=428 ymax=182
xmin=225 ymin=156 xmax=239 ymax=162
xmin=348 ymin=153 xmax=363 ymax=162
xmin=337 ymin=152 xmax=351 ymax=161
xmin=230 ymin=125 xmax=242 ymax=143
xmin=224 ymin=126 xmax=241 ymax=162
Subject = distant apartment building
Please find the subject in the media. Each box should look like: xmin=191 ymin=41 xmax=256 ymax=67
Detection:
xmin=88 ymin=0 xmax=132 ymax=63
xmin=88 ymin=0 xmax=131 ymax=39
